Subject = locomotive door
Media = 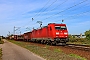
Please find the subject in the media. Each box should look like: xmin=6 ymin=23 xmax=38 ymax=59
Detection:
xmin=47 ymin=26 xmax=52 ymax=38
xmin=47 ymin=27 xmax=50 ymax=37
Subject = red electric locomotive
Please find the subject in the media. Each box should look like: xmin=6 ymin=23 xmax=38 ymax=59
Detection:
xmin=31 ymin=23 xmax=69 ymax=45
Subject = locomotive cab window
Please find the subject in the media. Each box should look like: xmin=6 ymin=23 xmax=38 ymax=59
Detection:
xmin=55 ymin=26 xmax=67 ymax=30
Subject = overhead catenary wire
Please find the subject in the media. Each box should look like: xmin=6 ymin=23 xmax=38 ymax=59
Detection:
xmin=43 ymin=0 xmax=88 ymax=20
xmin=44 ymin=0 xmax=68 ymax=15
xmin=32 ymin=10 xmax=90 ymax=28
xmin=51 ymin=0 xmax=68 ymax=11
xmin=21 ymin=0 xmax=58 ymax=30
xmin=55 ymin=10 xmax=90 ymax=22
xmin=25 ymin=0 xmax=88 ymax=30
xmin=18 ymin=0 xmax=51 ymax=30
xmin=22 ymin=0 xmax=84 ymax=29
xmin=69 ymin=3 xmax=89 ymax=12
xmin=17 ymin=0 xmax=89 ymax=34
xmin=19 ymin=0 xmax=57 ymax=31
xmin=33 ymin=0 xmax=51 ymax=18
xmin=43 ymin=10 xmax=90 ymax=25
xmin=34 ymin=0 xmax=58 ymax=19
xmin=54 ymin=2 xmax=90 ymax=21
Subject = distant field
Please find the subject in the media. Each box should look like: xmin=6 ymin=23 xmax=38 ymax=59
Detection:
xmin=68 ymin=38 xmax=90 ymax=45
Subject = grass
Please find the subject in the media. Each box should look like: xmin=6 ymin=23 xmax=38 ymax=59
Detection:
xmin=0 ymin=39 xmax=3 ymax=60
xmin=0 ymin=41 xmax=4 ymax=44
xmin=54 ymin=48 xmax=62 ymax=53
xmin=0 ymin=40 xmax=4 ymax=44
xmin=9 ymin=40 xmax=86 ymax=60
xmin=69 ymin=54 xmax=87 ymax=60
xmin=0 ymin=48 xmax=2 ymax=60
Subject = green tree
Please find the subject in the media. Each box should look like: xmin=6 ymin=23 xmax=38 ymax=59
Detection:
xmin=68 ymin=34 xmax=73 ymax=39
xmin=85 ymin=30 xmax=90 ymax=40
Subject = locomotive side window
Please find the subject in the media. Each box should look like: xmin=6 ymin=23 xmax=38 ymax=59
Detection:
xmin=55 ymin=26 xmax=67 ymax=30
xmin=50 ymin=27 xmax=52 ymax=30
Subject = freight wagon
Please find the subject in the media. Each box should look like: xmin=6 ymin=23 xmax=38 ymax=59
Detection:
xmin=23 ymin=32 xmax=32 ymax=42
xmin=14 ymin=35 xmax=23 ymax=41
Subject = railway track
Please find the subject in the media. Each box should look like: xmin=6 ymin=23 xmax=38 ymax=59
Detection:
xmin=27 ymin=41 xmax=90 ymax=52
xmin=16 ymin=40 xmax=90 ymax=52
xmin=64 ymin=44 xmax=90 ymax=51
xmin=24 ymin=40 xmax=90 ymax=52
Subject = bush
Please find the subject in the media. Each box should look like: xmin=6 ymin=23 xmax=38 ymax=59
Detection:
xmin=69 ymin=38 xmax=85 ymax=42
xmin=85 ymin=30 xmax=90 ymax=40
xmin=0 ymin=40 xmax=4 ymax=44
xmin=0 ymin=48 xmax=2 ymax=60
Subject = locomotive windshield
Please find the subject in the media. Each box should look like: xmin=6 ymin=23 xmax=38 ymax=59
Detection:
xmin=55 ymin=26 xmax=67 ymax=30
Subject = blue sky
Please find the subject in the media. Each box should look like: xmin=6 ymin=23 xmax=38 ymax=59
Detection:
xmin=0 ymin=0 xmax=90 ymax=36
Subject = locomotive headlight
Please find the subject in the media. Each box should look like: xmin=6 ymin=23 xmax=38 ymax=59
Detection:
xmin=56 ymin=32 xmax=59 ymax=34
xmin=66 ymin=36 xmax=67 ymax=37
xmin=64 ymin=32 xmax=68 ymax=34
